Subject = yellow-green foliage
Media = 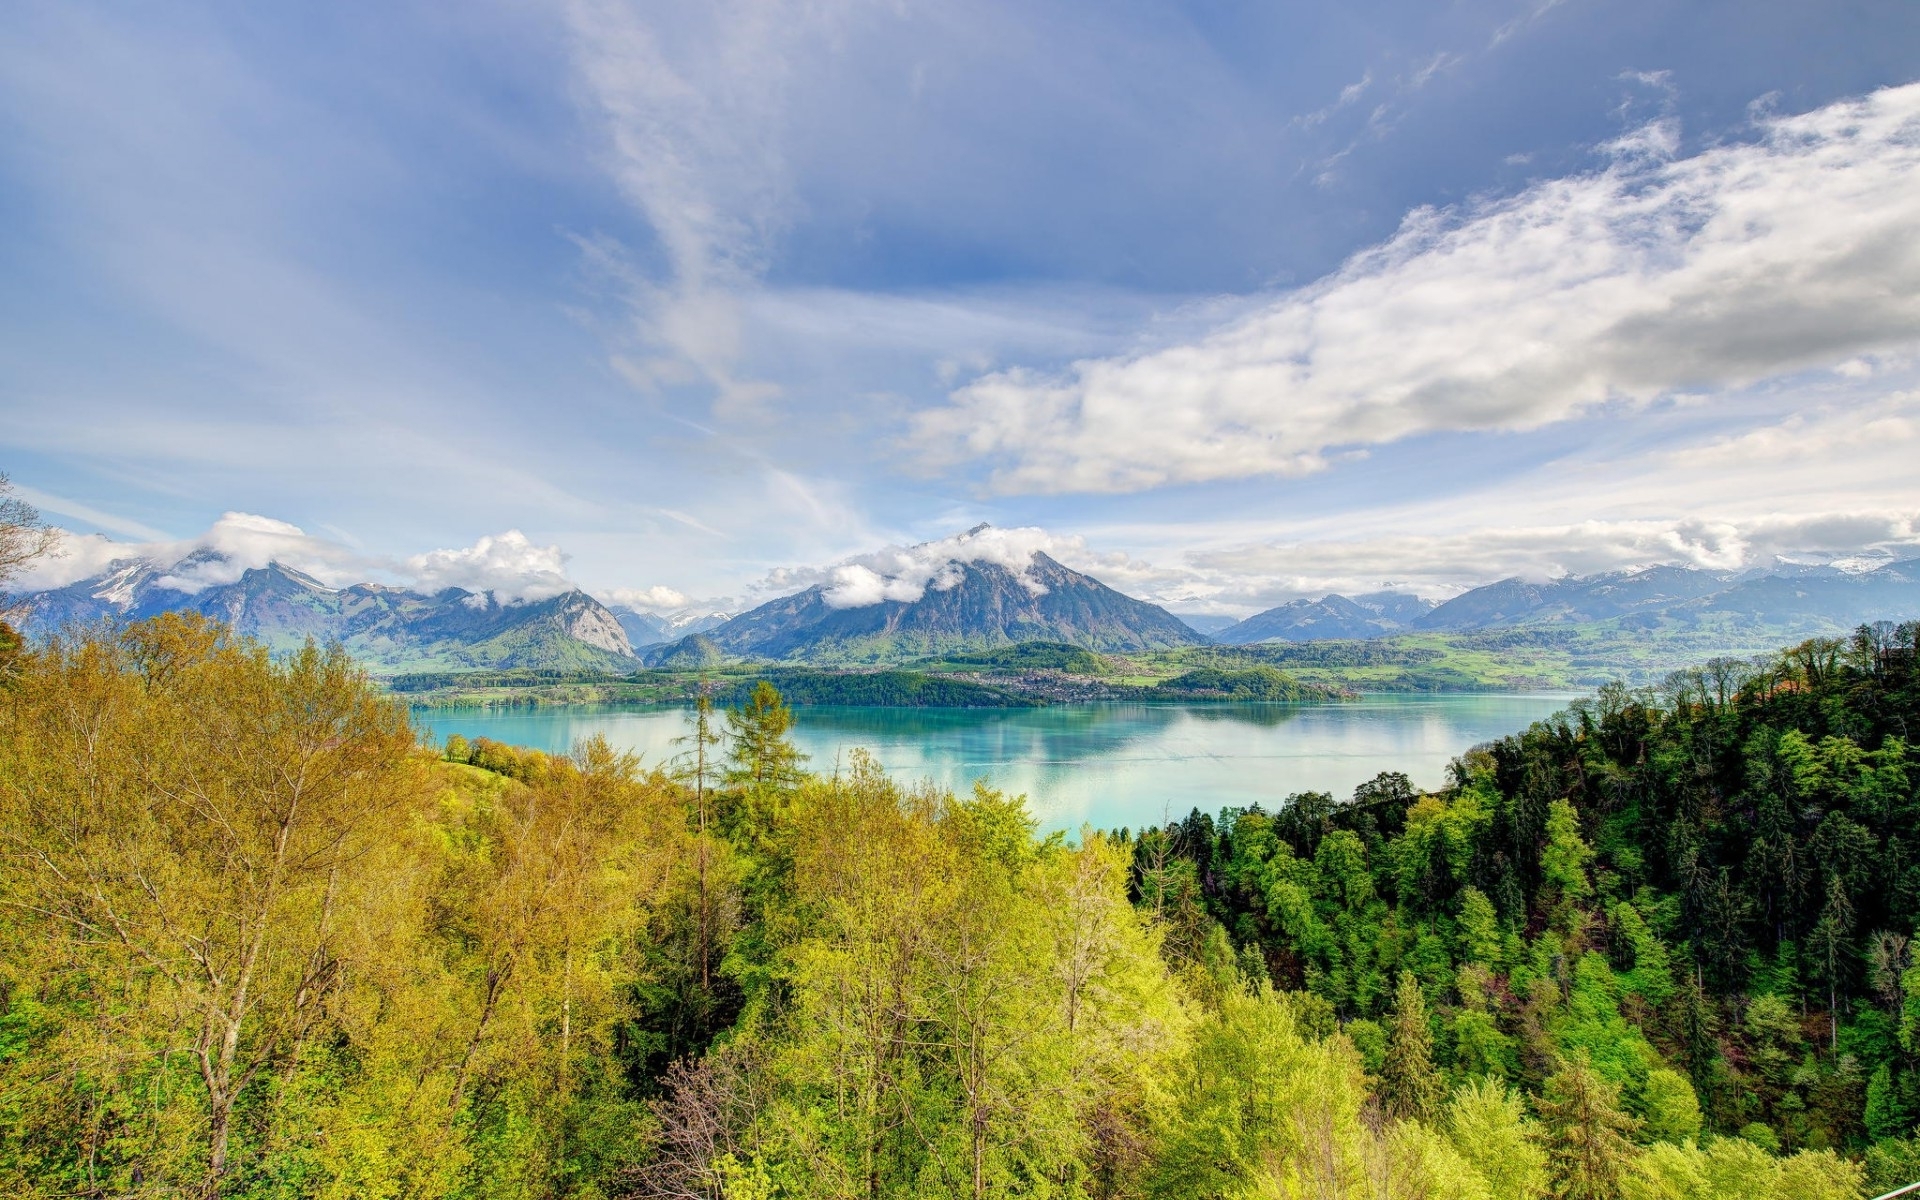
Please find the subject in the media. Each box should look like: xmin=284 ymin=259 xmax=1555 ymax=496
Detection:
xmin=0 ymin=616 xmax=679 ymax=1199
xmin=1621 ymin=1136 xmax=1864 ymax=1200
xmin=697 ymin=760 xmax=1190 ymax=1198
xmin=1 ymin=615 xmax=1907 ymax=1198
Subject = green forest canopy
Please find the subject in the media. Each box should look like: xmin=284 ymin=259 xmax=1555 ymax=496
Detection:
xmin=4 ymin=611 xmax=1920 ymax=1198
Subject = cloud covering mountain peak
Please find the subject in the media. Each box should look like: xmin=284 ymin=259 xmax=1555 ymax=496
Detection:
xmin=21 ymin=515 xmax=586 ymax=604
xmin=792 ymin=525 xmax=1071 ymax=610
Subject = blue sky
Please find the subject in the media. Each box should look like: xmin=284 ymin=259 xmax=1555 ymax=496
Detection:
xmin=4 ymin=0 xmax=1919 ymax=614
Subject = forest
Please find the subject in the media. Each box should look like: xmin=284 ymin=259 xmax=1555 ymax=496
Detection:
xmin=2 ymin=608 xmax=1920 ymax=1198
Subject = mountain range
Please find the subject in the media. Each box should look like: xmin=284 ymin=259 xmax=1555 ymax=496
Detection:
xmin=1214 ymin=591 xmax=1436 ymax=643
xmin=11 ymin=552 xmax=637 ymax=673
xmin=609 ymin=606 xmax=732 ymax=649
xmin=1214 ymin=559 xmax=1920 ymax=644
xmin=12 ymin=539 xmax=1920 ymax=675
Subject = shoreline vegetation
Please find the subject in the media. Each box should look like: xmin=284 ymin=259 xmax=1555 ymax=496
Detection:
xmin=388 ymin=645 xmax=1357 ymax=710
xmin=4 ymin=610 xmax=1920 ymax=1198
xmin=387 ymin=624 xmax=1788 ymax=710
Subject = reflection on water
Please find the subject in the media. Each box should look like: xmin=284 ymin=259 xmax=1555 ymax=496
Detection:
xmin=416 ymin=694 xmax=1581 ymax=833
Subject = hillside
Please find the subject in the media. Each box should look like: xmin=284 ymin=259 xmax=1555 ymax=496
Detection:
xmin=14 ymin=554 xmax=637 ymax=673
xmin=9 ymin=611 xmax=1916 ymax=1197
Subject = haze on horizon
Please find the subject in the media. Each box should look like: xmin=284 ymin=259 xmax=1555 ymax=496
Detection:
xmin=4 ymin=1 xmax=1919 ymax=617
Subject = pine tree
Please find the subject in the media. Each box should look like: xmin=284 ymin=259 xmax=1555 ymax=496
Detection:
xmin=1807 ymin=874 xmax=1855 ymax=1050
xmin=1535 ymin=1053 xmax=1638 ymax=1200
xmin=725 ymin=680 xmax=807 ymax=792
xmin=1382 ymin=970 xmax=1444 ymax=1124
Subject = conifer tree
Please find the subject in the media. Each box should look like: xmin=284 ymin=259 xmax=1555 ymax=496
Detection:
xmin=1382 ymin=970 xmax=1444 ymax=1124
xmin=725 ymin=679 xmax=806 ymax=792
xmin=1535 ymin=1053 xmax=1638 ymax=1200
xmin=676 ymin=691 xmax=725 ymax=991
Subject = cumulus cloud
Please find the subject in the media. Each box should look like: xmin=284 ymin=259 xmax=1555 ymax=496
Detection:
xmin=18 ymin=512 xmax=372 ymax=594
xmin=1082 ymin=373 xmax=1920 ymax=612
xmin=14 ymin=516 xmax=586 ymax=603
xmin=404 ymin=531 xmax=574 ymax=600
xmin=764 ymin=525 xmax=1080 ymax=609
xmin=915 ymin=83 xmax=1920 ymax=494
xmin=597 ymin=584 xmax=691 ymax=611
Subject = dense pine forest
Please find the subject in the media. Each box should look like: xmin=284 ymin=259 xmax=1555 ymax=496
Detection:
xmin=3 ymin=610 xmax=1920 ymax=1198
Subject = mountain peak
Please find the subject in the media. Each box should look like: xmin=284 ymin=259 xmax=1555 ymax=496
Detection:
xmin=700 ymin=542 xmax=1204 ymax=662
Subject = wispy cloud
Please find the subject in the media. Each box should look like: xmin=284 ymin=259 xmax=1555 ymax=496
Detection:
xmin=914 ymin=83 xmax=1920 ymax=494
xmin=1408 ymin=51 xmax=1463 ymax=90
xmin=1489 ymin=0 xmax=1570 ymax=49
xmin=12 ymin=484 xmax=169 ymax=541
xmin=1291 ymin=70 xmax=1373 ymax=130
xmin=561 ymin=0 xmax=881 ymax=416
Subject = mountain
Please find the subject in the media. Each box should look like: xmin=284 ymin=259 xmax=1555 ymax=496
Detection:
xmin=14 ymin=555 xmax=636 ymax=673
xmin=610 ymin=606 xmax=735 ymax=650
xmin=1218 ymin=593 xmax=1403 ymax=643
xmin=641 ymin=633 xmax=729 ymax=669
xmin=1414 ymin=565 xmax=1737 ymax=630
xmin=1683 ymin=559 xmax=1920 ymax=630
xmin=1216 ymin=590 xmax=1433 ymax=644
xmin=691 ymin=546 xmax=1208 ymax=663
xmin=1351 ymin=590 xmax=1436 ymax=626
xmin=1412 ymin=578 xmax=1563 ymax=631
xmin=1411 ymin=561 xmax=1920 ymax=633
xmin=1214 ymin=561 xmax=1920 ymax=647
xmin=611 ymin=608 xmax=672 ymax=648
xmin=1173 ymin=613 xmax=1242 ymax=636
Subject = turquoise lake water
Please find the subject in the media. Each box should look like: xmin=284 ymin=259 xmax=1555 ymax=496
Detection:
xmin=416 ymin=693 xmax=1581 ymax=833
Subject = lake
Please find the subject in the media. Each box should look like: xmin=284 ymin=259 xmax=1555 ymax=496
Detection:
xmin=416 ymin=693 xmax=1581 ymax=832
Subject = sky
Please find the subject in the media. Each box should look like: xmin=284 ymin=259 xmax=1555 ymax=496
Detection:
xmin=3 ymin=0 xmax=1919 ymax=616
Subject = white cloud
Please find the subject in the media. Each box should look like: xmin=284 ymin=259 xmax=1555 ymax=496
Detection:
xmin=598 ymin=584 xmax=690 ymax=611
xmin=1666 ymin=389 xmax=1920 ymax=470
xmin=14 ymin=516 xmax=586 ymax=603
xmin=1292 ymin=71 xmax=1372 ymax=130
xmin=915 ymin=83 xmax=1920 ymax=494
xmin=1189 ymin=511 xmax=1920 ymax=603
xmin=764 ymin=524 xmax=1082 ymax=609
xmin=1055 ymin=369 xmax=1920 ymax=612
xmin=562 ymin=0 xmax=883 ymax=416
xmin=11 ymin=484 xmax=169 ymax=541
xmin=17 ymin=511 xmax=375 ymax=594
xmin=17 ymin=530 xmax=152 ymax=592
xmin=152 ymin=513 xmax=345 ymax=591
xmin=404 ymin=531 xmax=574 ymax=600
